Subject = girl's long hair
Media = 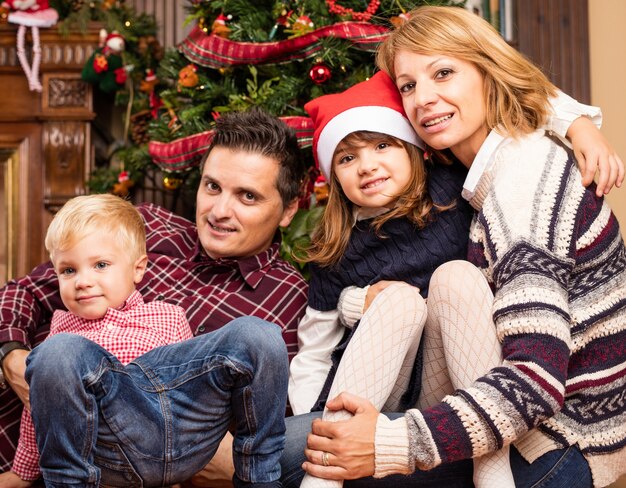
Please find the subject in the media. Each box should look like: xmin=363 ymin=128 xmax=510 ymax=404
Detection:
xmin=304 ymin=131 xmax=449 ymax=267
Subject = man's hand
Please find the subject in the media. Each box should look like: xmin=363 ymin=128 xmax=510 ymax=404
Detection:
xmin=302 ymin=392 xmax=379 ymax=480
xmin=567 ymin=116 xmax=625 ymax=196
xmin=2 ymin=349 xmax=30 ymax=409
xmin=0 ymin=471 xmax=34 ymax=488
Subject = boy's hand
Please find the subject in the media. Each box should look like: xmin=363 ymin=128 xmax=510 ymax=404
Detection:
xmin=0 ymin=471 xmax=34 ymax=488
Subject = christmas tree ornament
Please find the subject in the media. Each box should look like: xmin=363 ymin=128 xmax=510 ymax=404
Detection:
xmin=163 ymin=174 xmax=183 ymax=191
xmin=4 ymin=0 xmax=59 ymax=92
xmin=198 ymin=17 xmax=209 ymax=33
xmin=313 ymin=174 xmax=329 ymax=205
xmin=309 ymin=61 xmax=331 ymax=84
xmin=326 ymin=0 xmax=380 ymax=22
xmin=390 ymin=12 xmax=410 ymax=28
xmin=286 ymin=13 xmax=314 ymax=38
xmin=211 ymin=13 xmax=231 ymax=38
xmin=81 ymin=29 xmax=128 ymax=93
xmin=112 ymin=170 xmax=134 ymax=197
xmin=177 ymin=63 xmax=199 ymax=90
xmin=139 ymin=68 xmax=158 ymax=93
xmin=269 ymin=8 xmax=292 ymax=40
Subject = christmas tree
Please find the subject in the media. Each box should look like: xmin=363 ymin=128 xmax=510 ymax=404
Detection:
xmin=76 ymin=0 xmax=464 ymax=273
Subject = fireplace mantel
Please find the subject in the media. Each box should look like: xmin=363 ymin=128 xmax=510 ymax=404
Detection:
xmin=0 ymin=24 xmax=99 ymax=283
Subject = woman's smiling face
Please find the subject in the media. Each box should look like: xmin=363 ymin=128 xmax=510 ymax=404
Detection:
xmin=394 ymin=50 xmax=489 ymax=167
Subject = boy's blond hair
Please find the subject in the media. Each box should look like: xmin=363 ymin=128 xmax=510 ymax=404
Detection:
xmin=45 ymin=194 xmax=146 ymax=263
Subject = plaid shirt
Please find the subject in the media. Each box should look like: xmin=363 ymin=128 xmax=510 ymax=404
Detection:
xmin=0 ymin=203 xmax=308 ymax=472
xmin=12 ymin=290 xmax=193 ymax=480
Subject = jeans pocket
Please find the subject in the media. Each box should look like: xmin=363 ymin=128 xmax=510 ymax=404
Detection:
xmin=95 ymin=441 xmax=144 ymax=488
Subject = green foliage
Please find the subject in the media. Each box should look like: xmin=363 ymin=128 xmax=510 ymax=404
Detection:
xmin=280 ymin=205 xmax=325 ymax=279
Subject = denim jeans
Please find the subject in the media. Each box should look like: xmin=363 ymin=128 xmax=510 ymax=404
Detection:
xmin=26 ymin=317 xmax=289 ymax=488
xmin=281 ymin=413 xmax=592 ymax=488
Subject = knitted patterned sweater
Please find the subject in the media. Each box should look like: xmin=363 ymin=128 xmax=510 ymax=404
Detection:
xmin=374 ymin=130 xmax=626 ymax=487
xmin=308 ymin=160 xmax=473 ymax=310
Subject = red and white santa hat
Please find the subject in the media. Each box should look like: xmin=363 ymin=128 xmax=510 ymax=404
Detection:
xmin=304 ymin=70 xmax=423 ymax=179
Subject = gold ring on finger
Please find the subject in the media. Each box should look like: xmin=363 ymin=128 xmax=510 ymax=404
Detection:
xmin=321 ymin=451 xmax=330 ymax=467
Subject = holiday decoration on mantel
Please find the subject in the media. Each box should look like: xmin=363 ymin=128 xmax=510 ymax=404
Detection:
xmin=81 ymin=28 xmax=128 ymax=93
xmin=3 ymin=0 xmax=59 ymax=92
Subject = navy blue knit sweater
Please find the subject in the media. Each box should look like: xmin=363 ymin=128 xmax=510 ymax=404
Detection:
xmin=307 ymin=160 xmax=473 ymax=412
xmin=308 ymin=160 xmax=473 ymax=311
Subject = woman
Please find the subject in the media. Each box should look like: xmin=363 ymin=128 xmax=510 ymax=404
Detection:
xmin=283 ymin=6 xmax=626 ymax=488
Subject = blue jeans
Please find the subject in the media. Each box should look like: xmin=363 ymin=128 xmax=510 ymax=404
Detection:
xmin=26 ymin=317 xmax=289 ymax=488
xmin=280 ymin=413 xmax=592 ymax=488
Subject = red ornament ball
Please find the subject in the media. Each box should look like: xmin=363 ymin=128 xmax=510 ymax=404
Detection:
xmin=309 ymin=63 xmax=331 ymax=84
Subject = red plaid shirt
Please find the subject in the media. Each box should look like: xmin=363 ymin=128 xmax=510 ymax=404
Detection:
xmin=0 ymin=203 xmax=308 ymax=472
xmin=12 ymin=290 xmax=193 ymax=480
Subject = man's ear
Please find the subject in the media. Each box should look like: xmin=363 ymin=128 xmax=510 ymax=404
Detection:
xmin=133 ymin=254 xmax=149 ymax=284
xmin=278 ymin=198 xmax=300 ymax=228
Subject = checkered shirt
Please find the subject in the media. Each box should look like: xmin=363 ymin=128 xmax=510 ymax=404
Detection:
xmin=0 ymin=203 xmax=308 ymax=473
xmin=12 ymin=290 xmax=193 ymax=480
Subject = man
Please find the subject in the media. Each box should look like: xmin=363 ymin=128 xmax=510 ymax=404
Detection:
xmin=0 ymin=108 xmax=309 ymax=483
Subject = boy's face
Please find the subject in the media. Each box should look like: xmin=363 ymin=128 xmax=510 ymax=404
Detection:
xmin=195 ymin=146 xmax=298 ymax=260
xmin=53 ymin=232 xmax=147 ymax=320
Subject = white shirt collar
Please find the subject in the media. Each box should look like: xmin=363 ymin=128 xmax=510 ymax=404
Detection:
xmin=462 ymin=129 xmax=507 ymax=202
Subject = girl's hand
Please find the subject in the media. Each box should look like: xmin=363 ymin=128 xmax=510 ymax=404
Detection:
xmin=0 ymin=471 xmax=34 ymax=488
xmin=567 ymin=116 xmax=624 ymax=196
xmin=365 ymin=281 xmax=417 ymax=313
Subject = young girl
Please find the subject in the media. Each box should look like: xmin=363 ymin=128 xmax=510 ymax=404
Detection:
xmin=288 ymin=70 xmax=607 ymax=488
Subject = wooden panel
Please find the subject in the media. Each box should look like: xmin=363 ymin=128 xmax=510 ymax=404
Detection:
xmin=0 ymin=123 xmax=45 ymax=279
xmin=0 ymin=25 xmax=98 ymax=280
xmin=516 ymin=0 xmax=590 ymax=103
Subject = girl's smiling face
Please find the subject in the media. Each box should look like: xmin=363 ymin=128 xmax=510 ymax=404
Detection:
xmin=394 ymin=50 xmax=489 ymax=167
xmin=332 ymin=135 xmax=412 ymax=211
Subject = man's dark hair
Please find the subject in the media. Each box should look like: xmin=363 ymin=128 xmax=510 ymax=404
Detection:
xmin=203 ymin=108 xmax=306 ymax=208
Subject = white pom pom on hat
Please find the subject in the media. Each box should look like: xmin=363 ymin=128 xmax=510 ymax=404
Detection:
xmin=304 ymin=70 xmax=423 ymax=179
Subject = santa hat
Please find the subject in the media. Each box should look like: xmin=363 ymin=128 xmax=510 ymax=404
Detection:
xmin=304 ymin=70 xmax=422 ymax=179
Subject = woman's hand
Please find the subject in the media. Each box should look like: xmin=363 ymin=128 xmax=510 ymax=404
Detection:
xmin=303 ymin=392 xmax=379 ymax=480
xmin=567 ymin=116 xmax=624 ymax=196
xmin=2 ymin=349 xmax=30 ymax=410
xmin=0 ymin=471 xmax=34 ymax=488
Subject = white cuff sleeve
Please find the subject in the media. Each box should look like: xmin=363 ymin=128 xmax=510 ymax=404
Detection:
xmin=337 ymin=286 xmax=368 ymax=328
xmin=288 ymin=307 xmax=345 ymax=415
xmin=546 ymin=90 xmax=602 ymax=147
xmin=374 ymin=415 xmax=413 ymax=478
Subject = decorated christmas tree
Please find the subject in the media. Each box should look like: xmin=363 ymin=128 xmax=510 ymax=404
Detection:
xmin=69 ymin=0 xmax=464 ymax=272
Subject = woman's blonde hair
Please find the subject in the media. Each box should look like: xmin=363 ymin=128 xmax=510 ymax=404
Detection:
xmin=376 ymin=5 xmax=558 ymax=138
xmin=305 ymin=131 xmax=442 ymax=267
xmin=45 ymin=194 xmax=146 ymax=263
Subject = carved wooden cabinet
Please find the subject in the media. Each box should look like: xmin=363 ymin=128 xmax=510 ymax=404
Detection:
xmin=0 ymin=25 xmax=98 ymax=283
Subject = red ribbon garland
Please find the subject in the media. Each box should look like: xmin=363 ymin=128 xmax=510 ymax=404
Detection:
xmin=150 ymin=21 xmax=391 ymax=172
xmin=178 ymin=21 xmax=389 ymax=68
xmin=149 ymin=116 xmax=314 ymax=172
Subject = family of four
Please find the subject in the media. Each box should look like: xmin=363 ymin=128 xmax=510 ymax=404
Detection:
xmin=0 ymin=6 xmax=625 ymax=488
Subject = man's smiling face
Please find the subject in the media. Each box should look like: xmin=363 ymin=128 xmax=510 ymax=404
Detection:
xmin=195 ymin=146 xmax=296 ymax=260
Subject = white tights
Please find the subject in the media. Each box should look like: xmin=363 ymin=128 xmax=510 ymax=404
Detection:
xmin=301 ymin=261 xmax=514 ymax=488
